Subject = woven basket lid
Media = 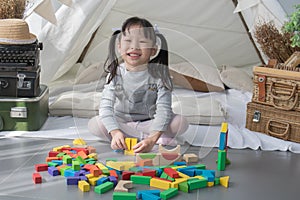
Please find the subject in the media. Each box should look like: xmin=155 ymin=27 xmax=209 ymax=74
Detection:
xmin=0 ymin=18 xmax=37 ymax=44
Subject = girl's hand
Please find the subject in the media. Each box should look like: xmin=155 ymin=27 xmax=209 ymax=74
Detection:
xmin=133 ymin=131 xmax=162 ymax=153
xmin=110 ymin=129 xmax=127 ymax=150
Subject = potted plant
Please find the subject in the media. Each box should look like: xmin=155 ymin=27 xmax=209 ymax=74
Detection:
xmin=283 ymin=5 xmax=300 ymax=48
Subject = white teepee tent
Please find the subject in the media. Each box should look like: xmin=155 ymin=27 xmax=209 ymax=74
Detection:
xmin=25 ymin=0 xmax=298 ymax=88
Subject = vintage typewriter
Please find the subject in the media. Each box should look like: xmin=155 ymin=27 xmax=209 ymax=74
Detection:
xmin=0 ymin=41 xmax=43 ymax=71
xmin=0 ymin=41 xmax=43 ymax=97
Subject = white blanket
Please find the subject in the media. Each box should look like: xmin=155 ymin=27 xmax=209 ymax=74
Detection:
xmin=1 ymin=89 xmax=300 ymax=153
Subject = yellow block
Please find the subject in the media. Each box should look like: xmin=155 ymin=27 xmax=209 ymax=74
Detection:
xmin=220 ymin=176 xmax=230 ymax=188
xmin=52 ymin=145 xmax=70 ymax=152
xmin=171 ymin=165 xmax=187 ymax=170
xmin=95 ymin=162 xmax=108 ymax=170
xmin=171 ymin=178 xmax=188 ymax=188
xmin=88 ymin=153 xmax=98 ymax=160
xmin=78 ymin=180 xmax=90 ymax=192
xmin=220 ymin=122 xmax=228 ymax=133
xmin=88 ymin=177 xmax=100 ymax=186
xmin=207 ymin=182 xmax=215 ymax=187
xmin=194 ymin=175 xmax=207 ymax=180
xmin=150 ymin=178 xmax=171 ymax=190
xmin=73 ymin=138 xmax=87 ymax=145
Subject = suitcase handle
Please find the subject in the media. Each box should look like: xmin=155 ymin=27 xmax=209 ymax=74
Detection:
xmin=270 ymin=80 xmax=298 ymax=110
xmin=266 ymin=119 xmax=290 ymax=140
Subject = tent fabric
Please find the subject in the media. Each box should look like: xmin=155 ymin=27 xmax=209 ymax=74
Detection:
xmin=25 ymin=0 xmax=291 ymax=87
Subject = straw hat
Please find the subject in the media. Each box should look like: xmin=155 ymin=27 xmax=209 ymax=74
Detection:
xmin=0 ymin=18 xmax=37 ymax=44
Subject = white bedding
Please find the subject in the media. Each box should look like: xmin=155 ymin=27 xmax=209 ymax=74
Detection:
xmin=1 ymin=88 xmax=300 ymax=154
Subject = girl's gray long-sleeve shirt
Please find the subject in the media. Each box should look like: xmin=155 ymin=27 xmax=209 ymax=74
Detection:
xmin=99 ymin=64 xmax=173 ymax=134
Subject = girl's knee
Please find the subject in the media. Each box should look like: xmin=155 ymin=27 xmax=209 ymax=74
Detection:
xmin=88 ymin=116 xmax=110 ymax=140
xmin=169 ymin=114 xmax=189 ymax=135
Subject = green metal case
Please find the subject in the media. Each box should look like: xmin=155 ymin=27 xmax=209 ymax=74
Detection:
xmin=0 ymin=85 xmax=48 ymax=131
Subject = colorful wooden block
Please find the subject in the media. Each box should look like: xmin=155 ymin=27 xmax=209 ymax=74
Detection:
xmin=94 ymin=181 xmax=114 ymax=194
xmin=220 ymin=176 xmax=230 ymax=188
xmin=160 ymin=188 xmax=178 ymax=200
xmin=150 ymin=177 xmax=171 ymax=190
xmin=35 ymin=163 xmax=48 ymax=172
xmin=72 ymin=138 xmax=86 ymax=146
xmin=113 ymin=192 xmax=136 ymax=200
xmin=130 ymin=175 xmax=151 ymax=185
xmin=32 ymin=173 xmax=42 ymax=184
xmin=217 ymin=150 xmax=226 ymax=171
xmin=78 ymin=180 xmax=90 ymax=192
xmin=114 ymin=180 xmax=133 ymax=192
xmin=183 ymin=153 xmax=199 ymax=163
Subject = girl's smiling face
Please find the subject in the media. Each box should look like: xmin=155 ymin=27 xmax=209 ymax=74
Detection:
xmin=118 ymin=24 xmax=157 ymax=71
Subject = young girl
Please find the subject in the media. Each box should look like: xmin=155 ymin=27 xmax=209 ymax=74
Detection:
xmin=88 ymin=17 xmax=189 ymax=153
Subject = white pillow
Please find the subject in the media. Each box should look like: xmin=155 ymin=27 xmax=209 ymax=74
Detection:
xmin=49 ymin=91 xmax=101 ymax=118
xmin=172 ymin=95 xmax=226 ymax=125
xmin=219 ymin=66 xmax=253 ymax=92
xmin=75 ymin=62 xmax=107 ymax=84
xmin=169 ymin=62 xmax=225 ymax=92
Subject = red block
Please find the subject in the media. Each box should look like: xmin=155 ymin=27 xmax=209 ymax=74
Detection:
xmin=48 ymin=151 xmax=59 ymax=157
xmin=164 ymin=168 xmax=180 ymax=178
xmin=77 ymin=151 xmax=88 ymax=160
xmin=121 ymin=171 xmax=135 ymax=180
xmin=35 ymin=164 xmax=48 ymax=172
xmin=32 ymin=173 xmax=42 ymax=184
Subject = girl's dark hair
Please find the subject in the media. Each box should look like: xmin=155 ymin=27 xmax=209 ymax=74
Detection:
xmin=104 ymin=16 xmax=173 ymax=90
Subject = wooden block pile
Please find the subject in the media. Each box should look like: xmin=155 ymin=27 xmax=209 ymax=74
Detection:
xmin=32 ymin=138 xmax=230 ymax=200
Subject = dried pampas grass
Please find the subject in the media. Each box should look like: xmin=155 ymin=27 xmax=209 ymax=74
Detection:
xmin=254 ymin=21 xmax=300 ymax=63
xmin=0 ymin=0 xmax=26 ymax=19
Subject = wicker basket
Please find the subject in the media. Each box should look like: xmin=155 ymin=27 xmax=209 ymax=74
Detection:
xmin=246 ymin=102 xmax=300 ymax=143
xmin=252 ymin=66 xmax=300 ymax=111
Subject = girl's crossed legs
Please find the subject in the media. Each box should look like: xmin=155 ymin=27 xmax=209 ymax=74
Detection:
xmin=88 ymin=114 xmax=189 ymax=146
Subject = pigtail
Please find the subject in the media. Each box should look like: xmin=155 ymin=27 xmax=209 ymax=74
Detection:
xmin=104 ymin=30 xmax=121 ymax=84
xmin=149 ymin=33 xmax=173 ymax=91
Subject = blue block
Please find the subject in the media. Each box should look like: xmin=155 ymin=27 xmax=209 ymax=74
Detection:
xmin=174 ymin=161 xmax=186 ymax=166
xmin=79 ymin=175 xmax=88 ymax=181
xmin=66 ymin=177 xmax=80 ymax=185
xmin=195 ymin=170 xmax=215 ymax=182
xmin=108 ymin=176 xmax=118 ymax=186
xmin=96 ymin=177 xmax=109 ymax=186
xmin=219 ymin=133 xmax=226 ymax=150
xmin=48 ymin=166 xmax=60 ymax=176
xmin=137 ymin=190 xmax=161 ymax=199
xmin=51 ymin=160 xmax=63 ymax=165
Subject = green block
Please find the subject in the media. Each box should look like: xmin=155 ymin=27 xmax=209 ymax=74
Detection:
xmin=75 ymin=156 xmax=86 ymax=164
xmin=139 ymin=153 xmax=157 ymax=159
xmin=106 ymin=158 xmax=118 ymax=162
xmin=160 ymin=188 xmax=178 ymax=200
xmin=130 ymin=175 xmax=151 ymax=185
xmin=60 ymin=166 xmax=71 ymax=176
xmin=101 ymin=169 xmax=110 ymax=175
xmin=57 ymin=152 xmax=66 ymax=157
xmin=72 ymin=160 xmax=80 ymax=171
xmin=47 ymin=162 xmax=58 ymax=167
xmin=87 ymin=160 xmax=96 ymax=165
xmin=217 ymin=150 xmax=226 ymax=171
xmin=178 ymin=181 xmax=189 ymax=193
xmin=128 ymin=167 xmax=143 ymax=172
xmin=214 ymin=177 xmax=220 ymax=185
xmin=192 ymin=164 xmax=206 ymax=169
xmin=94 ymin=181 xmax=114 ymax=194
xmin=113 ymin=192 xmax=136 ymax=200
xmin=63 ymin=155 xmax=72 ymax=164
xmin=188 ymin=178 xmax=206 ymax=190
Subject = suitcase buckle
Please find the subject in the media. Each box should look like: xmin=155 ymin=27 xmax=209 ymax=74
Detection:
xmin=17 ymin=73 xmax=31 ymax=89
xmin=10 ymin=107 xmax=27 ymax=118
xmin=253 ymin=110 xmax=261 ymax=122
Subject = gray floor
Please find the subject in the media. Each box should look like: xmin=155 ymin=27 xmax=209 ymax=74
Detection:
xmin=0 ymin=137 xmax=299 ymax=200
